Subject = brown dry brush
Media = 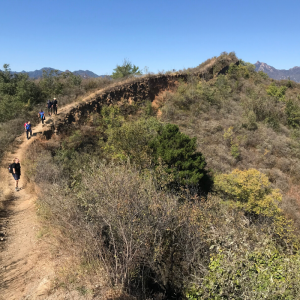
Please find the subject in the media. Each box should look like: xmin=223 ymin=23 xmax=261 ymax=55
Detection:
xmin=161 ymin=62 xmax=300 ymax=231
xmin=24 ymin=138 xmax=281 ymax=299
xmin=36 ymin=161 xmax=210 ymax=298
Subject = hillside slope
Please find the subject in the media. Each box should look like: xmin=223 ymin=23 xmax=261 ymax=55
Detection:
xmin=162 ymin=60 xmax=300 ymax=227
xmin=2 ymin=53 xmax=300 ymax=299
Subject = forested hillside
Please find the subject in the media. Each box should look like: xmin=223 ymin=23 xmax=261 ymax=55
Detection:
xmin=3 ymin=53 xmax=300 ymax=299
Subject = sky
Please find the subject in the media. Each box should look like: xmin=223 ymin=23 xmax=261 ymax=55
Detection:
xmin=1 ymin=0 xmax=299 ymax=75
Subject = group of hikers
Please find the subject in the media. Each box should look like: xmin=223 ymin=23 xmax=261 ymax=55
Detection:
xmin=12 ymin=98 xmax=58 ymax=191
xmin=24 ymin=98 xmax=58 ymax=139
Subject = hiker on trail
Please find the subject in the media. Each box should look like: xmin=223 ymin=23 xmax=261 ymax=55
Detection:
xmin=52 ymin=98 xmax=58 ymax=115
xmin=38 ymin=109 xmax=45 ymax=125
xmin=24 ymin=121 xmax=28 ymax=138
xmin=47 ymin=99 xmax=53 ymax=116
xmin=11 ymin=158 xmax=21 ymax=191
xmin=25 ymin=121 xmax=32 ymax=140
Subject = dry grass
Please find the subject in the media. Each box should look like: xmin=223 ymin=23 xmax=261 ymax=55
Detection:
xmin=160 ymin=65 xmax=300 ymax=230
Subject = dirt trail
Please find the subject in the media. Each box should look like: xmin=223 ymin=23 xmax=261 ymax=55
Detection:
xmin=0 ymin=92 xmax=105 ymax=300
xmin=0 ymin=121 xmax=55 ymax=300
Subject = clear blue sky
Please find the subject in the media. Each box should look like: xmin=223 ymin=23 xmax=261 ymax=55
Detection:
xmin=1 ymin=0 xmax=299 ymax=75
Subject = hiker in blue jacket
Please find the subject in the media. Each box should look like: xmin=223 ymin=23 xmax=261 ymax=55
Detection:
xmin=38 ymin=109 xmax=45 ymax=125
xmin=25 ymin=121 xmax=32 ymax=140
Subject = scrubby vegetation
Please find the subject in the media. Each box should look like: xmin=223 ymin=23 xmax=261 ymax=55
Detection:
xmin=161 ymin=58 xmax=300 ymax=227
xmin=7 ymin=53 xmax=300 ymax=298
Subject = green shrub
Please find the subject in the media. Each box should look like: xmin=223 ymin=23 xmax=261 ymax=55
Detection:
xmin=230 ymin=143 xmax=240 ymax=159
xmin=258 ymin=70 xmax=269 ymax=79
xmin=187 ymin=248 xmax=300 ymax=299
xmin=244 ymin=110 xmax=258 ymax=130
xmin=215 ymin=168 xmax=282 ymax=218
xmin=149 ymin=123 xmax=212 ymax=194
xmin=286 ymin=99 xmax=300 ymax=128
xmin=266 ymin=83 xmax=287 ymax=101
xmin=103 ymin=117 xmax=160 ymax=165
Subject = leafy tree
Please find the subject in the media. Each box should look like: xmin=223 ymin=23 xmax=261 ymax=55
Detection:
xmin=39 ymin=69 xmax=64 ymax=98
xmin=62 ymin=71 xmax=82 ymax=87
xmin=149 ymin=123 xmax=212 ymax=194
xmin=0 ymin=64 xmax=41 ymax=103
xmin=286 ymin=99 xmax=300 ymax=128
xmin=0 ymin=64 xmax=42 ymax=121
xmin=111 ymin=59 xmax=142 ymax=79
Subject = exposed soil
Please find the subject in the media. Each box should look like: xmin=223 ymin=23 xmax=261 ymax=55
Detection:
xmin=0 ymin=121 xmax=56 ymax=300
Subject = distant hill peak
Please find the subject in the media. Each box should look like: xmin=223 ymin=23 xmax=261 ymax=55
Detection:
xmin=255 ymin=61 xmax=300 ymax=82
xmin=9 ymin=67 xmax=101 ymax=79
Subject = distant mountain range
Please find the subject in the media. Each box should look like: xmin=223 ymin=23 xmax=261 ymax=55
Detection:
xmin=11 ymin=67 xmax=103 ymax=79
xmin=255 ymin=61 xmax=300 ymax=83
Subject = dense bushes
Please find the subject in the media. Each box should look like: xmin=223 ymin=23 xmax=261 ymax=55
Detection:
xmin=25 ymin=110 xmax=300 ymax=299
xmin=99 ymin=106 xmax=212 ymax=195
xmin=28 ymin=139 xmax=299 ymax=298
xmin=187 ymin=247 xmax=300 ymax=299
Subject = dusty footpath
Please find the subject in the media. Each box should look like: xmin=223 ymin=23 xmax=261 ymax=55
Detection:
xmin=0 ymin=95 xmax=101 ymax=299
xmin=0 ymin=86 xmax=140 ymax=299
xmin=0 ymin=121 xmax=55 ymax=300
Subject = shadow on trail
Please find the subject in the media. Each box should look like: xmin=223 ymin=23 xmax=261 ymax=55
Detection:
xmin=0 ymin=256 xmax=35 ymax=294
xmin=0 ymin=191 xmax=26 ymax=294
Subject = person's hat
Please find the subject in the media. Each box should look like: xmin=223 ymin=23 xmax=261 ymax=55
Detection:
xmin=54 ymin=98 xmax=56 ymax=100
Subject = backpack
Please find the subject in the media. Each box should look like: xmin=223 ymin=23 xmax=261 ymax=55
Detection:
xmin=24 ymin=122 xmax=28 ymax=128
xmin=8 ymin=164 xmax=13 ymax=174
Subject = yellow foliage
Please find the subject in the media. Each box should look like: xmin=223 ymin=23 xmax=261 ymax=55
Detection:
xmin=215 ymin=168 xmax=282 ymax=217
xmin=223 ymin=126 xmax=234 ymax=143
xmin=214 ymin=169 xmax=298 ymax=242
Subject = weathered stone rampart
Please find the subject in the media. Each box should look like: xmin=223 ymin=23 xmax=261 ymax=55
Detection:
xmin=46 ymin=56 xmax=238 ymax=137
